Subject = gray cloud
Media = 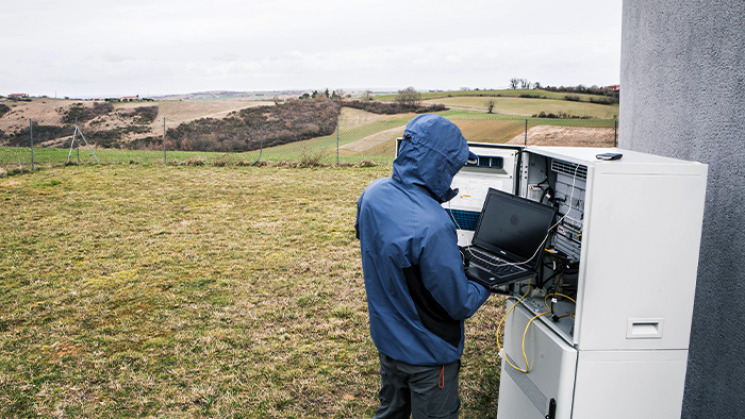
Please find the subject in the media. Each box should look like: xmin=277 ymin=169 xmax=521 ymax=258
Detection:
xmin=1 ymin=0 xmax=622 ymax=97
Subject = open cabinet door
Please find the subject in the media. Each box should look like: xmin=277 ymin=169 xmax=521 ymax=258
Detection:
xmin=445 ymin=143 xmax=522 ymax=246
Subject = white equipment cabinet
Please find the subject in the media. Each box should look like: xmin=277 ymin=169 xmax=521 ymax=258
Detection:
xmin=444 ymin=143 xmax=522 ymax=247
xmin=448 ymin=146 xmax=708 ymax=419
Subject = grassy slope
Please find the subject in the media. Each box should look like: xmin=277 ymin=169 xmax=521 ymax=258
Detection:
xmin=374 ymin=88 xmax=612 ymax=102
xmin=0 ymin=98 xmax=274 ymax=144
xmin=115 ymin=99 xmax=275 ymax=131
xmin=424 ymin=96 xmax=619 ymax=119
xmin=0 ymin=165 xmax=504 ymax=418
xmin=263 ymin=109 xmax=414 ymax=163
xmin=374 ymin=88 xmax=618 ymax=119
xmin=0 ymin=109 xmax=615 ymax=171
xmin=1 ymin=92 xmax=617 ymax=170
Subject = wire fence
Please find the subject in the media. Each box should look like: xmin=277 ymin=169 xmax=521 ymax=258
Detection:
xmin=0 ymin=99 xmax=618 ymax=174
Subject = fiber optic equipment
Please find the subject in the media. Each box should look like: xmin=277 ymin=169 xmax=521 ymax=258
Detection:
xmin=447 ymin=145 xmax=707 ymax=419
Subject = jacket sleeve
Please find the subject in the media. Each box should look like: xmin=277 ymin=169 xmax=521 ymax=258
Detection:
xmin=355 ymin=195 xmax=361 ymax=240
xmin=417 ymin=220 xmax=490 ymax=320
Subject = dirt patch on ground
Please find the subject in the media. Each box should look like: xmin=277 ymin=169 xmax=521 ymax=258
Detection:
xmin=140 ymin=99 xmax=274 ymax=130
xmin=0 ymin=99 xmax=69 ymax=131
xmin=341 ymin=125 xmax=406 ymax=153
xmin=338 ymin=107 xmax=393 ymax=129
xmin=507 ymin=125 xmax=616 ymax=147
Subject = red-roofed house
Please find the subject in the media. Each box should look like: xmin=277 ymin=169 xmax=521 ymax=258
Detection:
xmin=8 ymin=93 xmax=30 ymax=100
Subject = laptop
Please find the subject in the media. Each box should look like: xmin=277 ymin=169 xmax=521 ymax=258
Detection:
xmin=464 ymin=188 xmax=557 ymax=288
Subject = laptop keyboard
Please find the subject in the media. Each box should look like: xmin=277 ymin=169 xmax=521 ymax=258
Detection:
xmin=467 ymin=247 xmax=525 ymax=276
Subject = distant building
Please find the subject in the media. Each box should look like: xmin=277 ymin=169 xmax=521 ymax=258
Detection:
xmin=607 ymin=84 xmax=620 ymax=92
xmin=8 ymin=93 xmax=30 ymax=100
xmin=106 ymin=95 xmax=140 ymax=102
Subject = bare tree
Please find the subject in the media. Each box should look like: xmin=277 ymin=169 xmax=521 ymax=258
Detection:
xmin=396 ymin=86 xmax=421 ymax=109
xmin=487 ymin=99 xmax=495 ymax=114
xmin=510 ymin=78 xmax=519 ymax=89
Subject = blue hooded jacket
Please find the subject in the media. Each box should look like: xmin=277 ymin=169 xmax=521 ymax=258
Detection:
xmin=356 ymin=114 xmax=490 ymax=366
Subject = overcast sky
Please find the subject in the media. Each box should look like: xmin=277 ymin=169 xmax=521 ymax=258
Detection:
xmin=1 ymin=0 xmax=622 ymax=98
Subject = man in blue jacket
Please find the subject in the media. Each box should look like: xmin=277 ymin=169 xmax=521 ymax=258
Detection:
xmin=356 ymin=114 xmax=491 ymax=418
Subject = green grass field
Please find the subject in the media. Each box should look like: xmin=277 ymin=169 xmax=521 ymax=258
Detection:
xmin=0 ymin=165 xmax=505 ymax=417
xmin=425 ymin=96 xmax=619 ymax=119
xmin=375 ymin=88 xmax=614 ymax=103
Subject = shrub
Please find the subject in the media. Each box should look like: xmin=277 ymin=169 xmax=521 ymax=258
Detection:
xmin=588 ymin=97 xmax=616 ymax=105
xmin=127 ymin=106 xmax=159 ymax=124
xmin=187 ymin=157 xmax=207 ymax=166
xmin=63 ymin=102 xmax=114 ymax=123
xmin=4 ymin=125 xmax=70 ymax=146
xmin=298 ymin=149 xmax=328 ymax=167
xmin=342 ymin=100 xmax=447 ymax=115
xmin=166 ymin=99 xmax=342 ymax=153
xmin=532 ymin=111 xmax=592 ymax=120
xmin=0 ymin=104 xmax=10 ymax=118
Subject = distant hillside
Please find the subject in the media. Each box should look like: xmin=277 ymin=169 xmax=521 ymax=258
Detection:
xmin=368 ymin=87 xmax=619 ymax=119
xmin=153 ymin=90 xmax=306 ymax=101
xmin=0 ymin=90 xmax=618 ymax=153
xmin=424 ymin=96 xmax=619 ymax=119
xmin=163 ymin=99 xmax=341 ymax=152
xmin=375 ymin=88 xmax=617 ymax=105
xmin=0 ymin=97 xmax=349 ymax=152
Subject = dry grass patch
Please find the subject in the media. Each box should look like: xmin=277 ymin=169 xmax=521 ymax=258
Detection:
xmin=508 ymin=125 xmax=616 ymax=147
xmin=145 ymin=99 xmax=275 ymax=131
xmin=340 ymin=125 xmax=406 ymax=153
xmin=0 ymin=165 xmax=503 ymax=417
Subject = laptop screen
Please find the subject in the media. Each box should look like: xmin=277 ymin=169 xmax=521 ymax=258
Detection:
xmin=471 ymin=188 xmax=557 ymax=267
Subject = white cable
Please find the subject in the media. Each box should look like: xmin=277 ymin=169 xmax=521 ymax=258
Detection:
xmin=447 ymin=198 xmax=463 ymax=231
xmin=468 ymin=162 xmax=583 ymax=270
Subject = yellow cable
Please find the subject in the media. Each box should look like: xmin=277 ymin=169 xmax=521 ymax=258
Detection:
xmin=520 ymin=311 xmax=551 ymax=372
xmin=543 ymin=292 xmax=576 ymax=308
xmin=544 ymin=292 xmax=576 ymax=318
xmin=498 ymin=289 xmax=580 ymax=374
xmin=496 ymin=279 xmax=532 ymax=373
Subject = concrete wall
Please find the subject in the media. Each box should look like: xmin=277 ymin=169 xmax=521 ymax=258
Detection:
xmin=620 ymin=1 xmax=745 ymax=417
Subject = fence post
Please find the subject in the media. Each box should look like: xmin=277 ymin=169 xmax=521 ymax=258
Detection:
xmin=163 ymin=117 xmax=166 ymax=165
xmin=76 ymin=118 xmax=80 ymax=164
xmin=29 ymin=118 xmax=34 ymax=171
xmin=614 ymin=119 xmax=618 ymax=148
xmin=524 ymin=119 xmax=528 ymax=146
xmin=336 ymin=115 xmax=340 ymax=166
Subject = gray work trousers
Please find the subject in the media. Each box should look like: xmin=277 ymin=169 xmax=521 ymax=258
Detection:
xmin=373 ymin=353 xmax=461 ymax=419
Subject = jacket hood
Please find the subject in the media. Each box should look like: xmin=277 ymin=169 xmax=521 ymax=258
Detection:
xmin=392 ymin=114 xmax=469 ymax=203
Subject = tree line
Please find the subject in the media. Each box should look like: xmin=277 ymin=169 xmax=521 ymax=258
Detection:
xmin=509 ymin=78 xmax=619 ymax=103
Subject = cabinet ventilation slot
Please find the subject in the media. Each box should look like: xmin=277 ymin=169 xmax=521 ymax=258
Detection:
xmin=551 ymin=160 xmax=588 ymax=180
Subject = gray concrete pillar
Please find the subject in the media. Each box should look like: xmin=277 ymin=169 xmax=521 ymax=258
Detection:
xmin=620 ymin=1 xmax=745 ymax=417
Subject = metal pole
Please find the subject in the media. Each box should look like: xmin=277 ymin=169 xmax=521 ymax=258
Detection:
xmin=75 ymin=128 xmax=99 ymax=163
xmin=336 ymin=115 xmax=340 ymax=166
xmin=614 ymin=119 xmax=618 ymax=148
xmin=29 ymin=119 xmax=34 ymax=171
xmin=76 ymin=119 xmax=80 ymax=164
xmin=524 ymin=119 xmax=528 ymax=146
xmin=163 ymin=117 xmax=166 ymax=165
xmin=67 ymin=126 xmax=77 ymax=164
